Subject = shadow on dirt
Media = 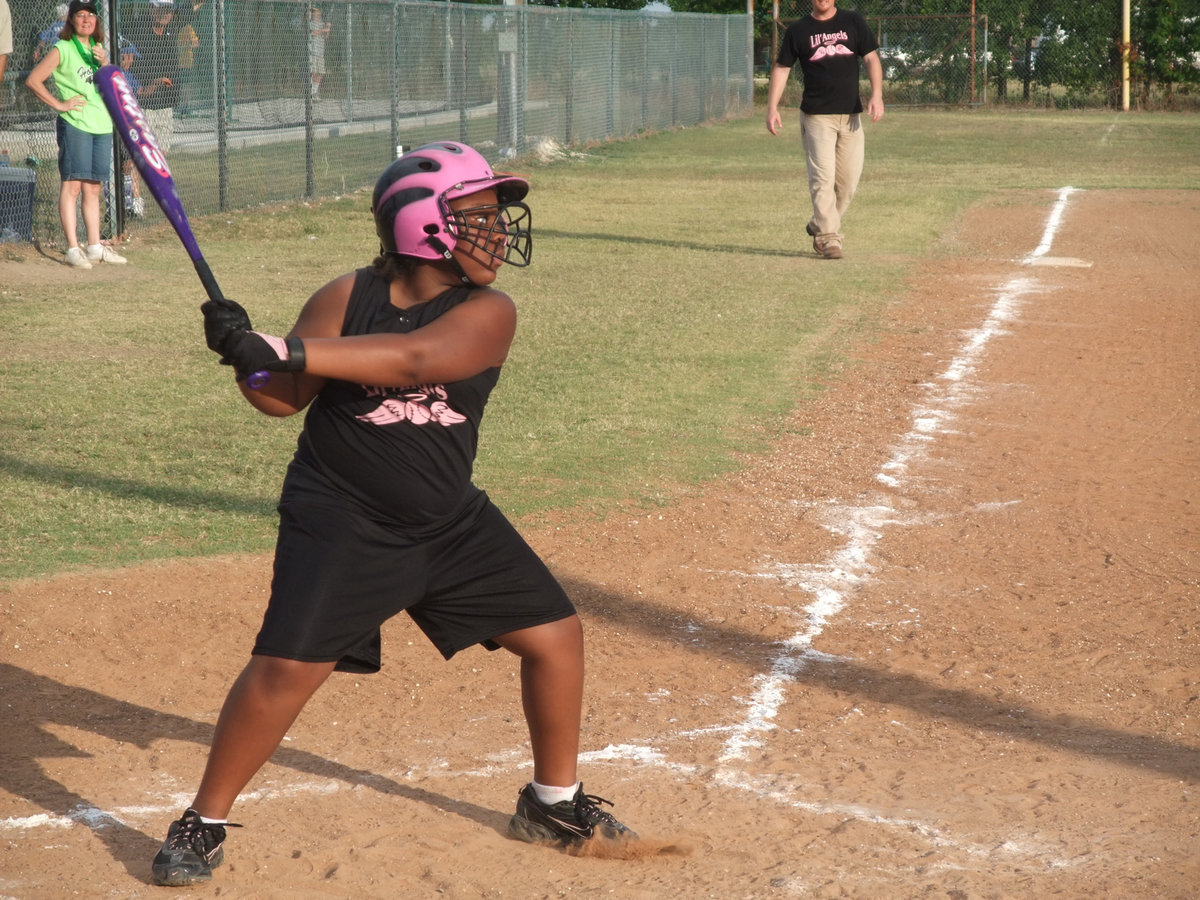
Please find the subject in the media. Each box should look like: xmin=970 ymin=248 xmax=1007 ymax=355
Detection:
xmin=559 ymin=576 xmax=1200 ymax=784
xmin=4 ymin=569 xmax=1196 ymax=880
xmin=0 ymin=662 xmax=507 ymax=884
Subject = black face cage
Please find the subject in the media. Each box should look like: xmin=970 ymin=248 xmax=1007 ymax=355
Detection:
xmin=447 ymin=202 xmax=533 ymax=268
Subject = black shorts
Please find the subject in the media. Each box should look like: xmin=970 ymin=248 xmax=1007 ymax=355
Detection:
xmin=253 ymin=491 xmax=575 ymax=672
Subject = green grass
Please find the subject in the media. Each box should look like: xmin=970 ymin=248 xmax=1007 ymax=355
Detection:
xmin=2 ymin=108 xmax=1199 ymax=580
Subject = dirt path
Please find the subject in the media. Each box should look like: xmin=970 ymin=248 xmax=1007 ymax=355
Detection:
xmin=2 ymin=189 xmax=1197 ymax=899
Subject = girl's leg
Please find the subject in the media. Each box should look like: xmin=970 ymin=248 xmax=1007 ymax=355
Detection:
xmin=498 ymin=615 xmax=637 ymax=843
xmin=494 ymin=615 xmax=584 ymax=788
xmin=59 ymin=180 xmax=82 ymax=248
xmin=79 ymin=181 xmax=102 ymax=248
xmin=190 ymin=655 xmax=337 ymax=820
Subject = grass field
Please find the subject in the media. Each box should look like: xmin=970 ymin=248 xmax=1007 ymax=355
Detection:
xmin=2 ymin=108 xmax=1198 ymax=580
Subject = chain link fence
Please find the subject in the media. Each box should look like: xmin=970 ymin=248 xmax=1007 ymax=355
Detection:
xmin=768 ymin=0 xmax=1200 ymax=111
xmin=1 ymin=0 xmax=752 ymax=249
xmin=867 ymin=12 xmax=987 ymax=106
xmin=767 ymin=1 xmax=987 ymax=106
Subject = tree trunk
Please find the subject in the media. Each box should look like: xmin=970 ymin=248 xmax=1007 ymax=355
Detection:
xmin=1023 ymin=37 xmax=1033 ymax=101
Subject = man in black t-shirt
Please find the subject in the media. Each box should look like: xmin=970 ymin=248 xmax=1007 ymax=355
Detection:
xmin=766 ymin=0 xmax=884 ymax=260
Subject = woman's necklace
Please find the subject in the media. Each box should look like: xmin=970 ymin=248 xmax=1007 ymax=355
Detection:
xmin=71 ymin=34 xmax=99 ymax=71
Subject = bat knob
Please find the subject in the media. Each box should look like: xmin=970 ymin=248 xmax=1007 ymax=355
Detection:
xmin=247 ymin=371 xmax=271 ymax=389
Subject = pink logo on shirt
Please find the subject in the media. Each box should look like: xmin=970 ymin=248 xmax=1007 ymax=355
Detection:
xmin=356 ymin=384 xmax=467 ymax=427
xmin=811 ymin=43 xmax=854 ymax=61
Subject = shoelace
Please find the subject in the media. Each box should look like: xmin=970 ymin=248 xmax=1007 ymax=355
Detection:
xmin=168 ymin=814 xmax=242 ymax=851
xmin=577 ymin=792 xmax=622 ymax=827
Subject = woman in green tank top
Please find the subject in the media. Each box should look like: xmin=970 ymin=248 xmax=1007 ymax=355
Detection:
xmin=25 ymin=0 xmax=127 ymax=268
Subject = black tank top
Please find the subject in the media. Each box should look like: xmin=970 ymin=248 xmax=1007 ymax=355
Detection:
xmin=284 ymin=268 xmax=502 ymax=533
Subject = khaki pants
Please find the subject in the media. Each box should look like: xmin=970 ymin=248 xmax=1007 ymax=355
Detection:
xmin=800 ymin=112 xmax=865 ymax=248
xmin=145 ymin=107 xmax=175 ymax=155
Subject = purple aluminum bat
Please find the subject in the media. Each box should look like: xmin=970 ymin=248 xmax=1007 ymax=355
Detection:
xmin=96 ymin=65 xmax=270 ymax=389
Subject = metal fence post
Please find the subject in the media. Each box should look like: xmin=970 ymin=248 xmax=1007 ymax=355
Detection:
xmin=457 ymin=4 xmax=467 ymax=141
xmin=671 ymin=23 xmax=678 ymax=126
xmin=107 ymin=1 xmax=123 ymax=238
xmin=216 ymin=0 xmax=228 ymax=211
xmin=641 ymin=17 xmax=649 ymax=129
xmin=305 ymin=8 xmax=315 ymax=198
xmin=606 ymin=14 xmax=615 ymax=136
xmin=443 ymin=0 xmax=452 ymax=115
xmin=344 ymin=2 xmax=354 ymax=122
xmin=497 ymin=0 xmax=519 ymax=153
xmin=565 ymin=15 xmax=574 ymax=144
xmin=722 ymin=17 xmax=729 ymax=118
xmin=517 ymin=3 xmax=527 ymax=155
xmin=390 ymin=0 xmax=400 ymax=157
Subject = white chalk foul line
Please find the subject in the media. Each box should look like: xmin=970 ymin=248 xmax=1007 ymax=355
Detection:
xmin=0 ymin=743 xmax=689 ymax=837
xmin=713 ymin=769 xmax=1072 ymax=865
xmin=706 ymin=188 xmax=1081 ymax=862
xmin=719 ymin=186 xmax=1078 ymax=761
xmin=1026 ymin=186 xmax=1077 ymax=263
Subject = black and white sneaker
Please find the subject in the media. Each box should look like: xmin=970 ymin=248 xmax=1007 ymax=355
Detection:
xmin=151 ymin=808 xmax=241 ymax=886
xmin=507 ymin=783 xmax=636 ymax=845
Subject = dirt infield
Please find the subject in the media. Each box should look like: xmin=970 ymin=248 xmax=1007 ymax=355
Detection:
xmin=2 ymin=189 xmax=1197 ymax=898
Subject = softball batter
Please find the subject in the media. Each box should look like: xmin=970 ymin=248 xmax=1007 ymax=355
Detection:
xmin=150 ymin=141 xmax=636 ymax=887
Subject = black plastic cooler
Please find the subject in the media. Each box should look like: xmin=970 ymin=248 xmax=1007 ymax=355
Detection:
xmin=0 ymin=168 xmax=37 ymax=243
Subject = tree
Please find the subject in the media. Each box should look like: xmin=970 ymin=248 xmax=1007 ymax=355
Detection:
xmin=1133 ymin=0 xmax=1200 ymax=105
xmin=525 ymin=0 xmax=654 ymax=9
xmin=1032 ymin=0 xmax=1200 ymax=107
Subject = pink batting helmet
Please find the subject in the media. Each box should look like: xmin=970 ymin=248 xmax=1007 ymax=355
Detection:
xmin=371 ymin=141 xmax=530 ymax=263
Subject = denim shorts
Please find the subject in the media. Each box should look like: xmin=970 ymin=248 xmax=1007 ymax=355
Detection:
xmin=56 ymin=117 xmax=113 ymax=183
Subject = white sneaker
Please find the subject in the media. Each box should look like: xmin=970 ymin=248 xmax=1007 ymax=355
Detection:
xmin=132 ymin=197 xmax=145 ymax=217
xmin=87 ymin=244 xmax=128 ymax=264
xmin=65 ymin=247 xmax=93 ymax=269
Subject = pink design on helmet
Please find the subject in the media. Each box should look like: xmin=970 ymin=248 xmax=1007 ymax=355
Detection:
xmin=371 ymin=141 xmax=529 ymax=260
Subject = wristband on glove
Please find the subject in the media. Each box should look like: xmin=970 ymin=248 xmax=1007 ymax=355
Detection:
xmin=283 ymin=336 xmax=306 ymax=372
xmin=253 ymin=334 xmax=306 ymax=374
xmin=227 ymin=331 xmax=308 ymax=382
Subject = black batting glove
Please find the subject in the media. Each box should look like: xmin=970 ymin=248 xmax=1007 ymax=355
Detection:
xmin=223 ymin=331 xmax=307 ymax=382
xmin=201 ymin=296 xmax=253 ymax=360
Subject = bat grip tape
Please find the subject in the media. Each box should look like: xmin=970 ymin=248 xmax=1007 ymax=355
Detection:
xmin=193 ymin=257 xmax=225 ymax=304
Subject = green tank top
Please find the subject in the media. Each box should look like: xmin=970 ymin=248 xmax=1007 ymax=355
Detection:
xmin=52 ymin=38 xmax=113 ymax=135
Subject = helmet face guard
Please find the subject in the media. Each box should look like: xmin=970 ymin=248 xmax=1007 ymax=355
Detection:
xmin=372 ymin=142 xmax=531 ymax=268
xmin=446 ymin=194 xmax=531 ymax=268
